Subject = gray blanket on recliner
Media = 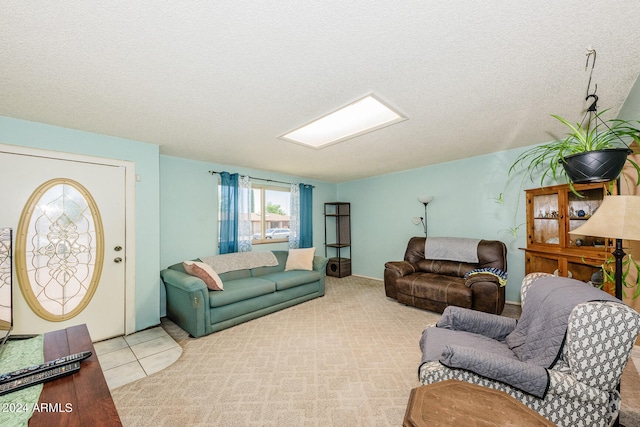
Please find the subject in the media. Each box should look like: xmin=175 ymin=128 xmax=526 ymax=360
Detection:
xmin=424 ymin=276 xmax=620 ymax=398
xmin=503 ymin=276 xmax=619 ymax=366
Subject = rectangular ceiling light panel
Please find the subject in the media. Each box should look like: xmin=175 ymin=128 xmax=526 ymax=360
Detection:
xmin=280 ymin=94 xmax=407 ymax=149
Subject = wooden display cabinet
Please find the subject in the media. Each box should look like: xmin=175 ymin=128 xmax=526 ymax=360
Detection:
xmin=523 ymin=182 xmax=616 ymax=292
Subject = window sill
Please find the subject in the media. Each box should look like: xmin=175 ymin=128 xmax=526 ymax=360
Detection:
xmin=252 ymin=239 xmax=289 ymax=245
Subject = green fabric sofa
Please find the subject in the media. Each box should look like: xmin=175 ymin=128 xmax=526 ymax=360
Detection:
xmin=160 ymin=250 xmax=329 ymax=338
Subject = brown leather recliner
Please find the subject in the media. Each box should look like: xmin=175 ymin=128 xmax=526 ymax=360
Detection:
xmin=384 ymin=237 xmax=507 ymax=314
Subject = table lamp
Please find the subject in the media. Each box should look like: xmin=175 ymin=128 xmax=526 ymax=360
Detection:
xmin=569 ymin=195 xmax=640 ymax=299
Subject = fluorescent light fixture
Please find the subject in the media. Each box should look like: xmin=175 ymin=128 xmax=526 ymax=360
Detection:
xmin=280 ymin=94 xmax=407 ymax=149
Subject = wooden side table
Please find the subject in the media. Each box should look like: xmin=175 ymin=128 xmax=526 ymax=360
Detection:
xmin=29 ymin=324 xmax=122 ymax=427
xmin=404 ymin=380 xmax=556 ymax=427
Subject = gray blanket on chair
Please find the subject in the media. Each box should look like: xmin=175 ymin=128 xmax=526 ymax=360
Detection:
xmin=424 ymin=237 xmax=480 ymax=263
xmin=504 ymin=276 xmax=619 ymax=366
xmin=429 ymin=276 xmax=620 ymax=398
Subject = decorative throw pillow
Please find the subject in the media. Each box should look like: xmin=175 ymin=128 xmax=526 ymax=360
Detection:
xmin=285 ymin=248 xmax=316 ymax=271
xmin=183 ymin=261 xmax=224 ymax=291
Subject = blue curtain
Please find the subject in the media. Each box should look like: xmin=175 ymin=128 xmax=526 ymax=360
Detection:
xmin=299 ymin=184 xmax=313 ymax=248
xmin=219 ymin=172 xmax=239 ymax=254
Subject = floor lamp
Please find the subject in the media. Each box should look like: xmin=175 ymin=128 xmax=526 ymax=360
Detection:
xmin=417 ymin=196 xmax=433 ymax=237
xmin=569 ymin=195 xmax=640 ymax=427
xmin=569 ymin=195 xmax=640 ymax=300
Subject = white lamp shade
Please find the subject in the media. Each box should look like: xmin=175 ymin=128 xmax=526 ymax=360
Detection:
xmin=418 ymin=195 xmax=433 ymax=204
xmin=569 ymin=195 xmax=640 ymax=241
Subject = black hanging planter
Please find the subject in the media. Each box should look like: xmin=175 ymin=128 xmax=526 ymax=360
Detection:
xmin=561 ymin=148 xmax=632 ymax=183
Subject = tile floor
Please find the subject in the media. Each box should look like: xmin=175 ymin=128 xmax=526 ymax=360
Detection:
xmin=93 ymin=326 xmax=182 ymax=390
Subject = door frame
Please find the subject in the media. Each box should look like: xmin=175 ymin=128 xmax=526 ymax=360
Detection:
xmin=0 ymin=143 xmax=136 ymax=335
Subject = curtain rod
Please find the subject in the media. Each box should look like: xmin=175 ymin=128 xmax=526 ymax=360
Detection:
xmin=208 ymin=170 xmax=314 ymax=188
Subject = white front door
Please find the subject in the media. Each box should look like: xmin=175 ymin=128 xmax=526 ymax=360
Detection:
xmin=0 ymin=148 xmax=128 ymax=341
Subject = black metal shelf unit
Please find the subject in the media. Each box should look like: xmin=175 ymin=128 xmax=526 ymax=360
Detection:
xmin=324 ymin=202 xmax=351 ymax=277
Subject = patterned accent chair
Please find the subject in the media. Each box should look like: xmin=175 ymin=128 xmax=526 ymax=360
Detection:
xmin=419 ymin=272 xmax=640 ymax=427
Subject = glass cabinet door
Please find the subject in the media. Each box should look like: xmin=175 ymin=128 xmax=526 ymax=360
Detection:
xmin=525 ymin=182 xmax=614 ymax=289
xmin=567 ymin=188 xmax=607 ymax=248
xmin=531 ymin=192 xmax=560 ymax=245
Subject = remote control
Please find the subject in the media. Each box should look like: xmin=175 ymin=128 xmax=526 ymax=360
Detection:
xmin=0 ymin=362 xmax=82 ymax=395
xmin=0 ymin=351 xmax=92 ymax=384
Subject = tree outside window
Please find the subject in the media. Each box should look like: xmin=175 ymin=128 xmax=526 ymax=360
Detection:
xmin=250 ymin=185 xmax=291 ymax=243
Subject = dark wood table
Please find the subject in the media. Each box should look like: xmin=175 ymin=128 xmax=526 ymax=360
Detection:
xmin=404 ymin=380 xmax=556 ymax=427
xmin=29 ymin=324 xmax=122 ymax=427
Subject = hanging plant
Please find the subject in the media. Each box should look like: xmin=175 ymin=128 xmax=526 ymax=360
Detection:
xmin=509 ymin=50 xmax=640 ymax=192
xmin=509 ymin=108 xmax=640 ymax=190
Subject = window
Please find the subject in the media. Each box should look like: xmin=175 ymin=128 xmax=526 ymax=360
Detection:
xmin=15 ymin=179 xmax=104 ymax=321
xmin=250 ymin=185 xmax=291 ymax=243
xmin=218 ymin=183 xmax=291 ymax=244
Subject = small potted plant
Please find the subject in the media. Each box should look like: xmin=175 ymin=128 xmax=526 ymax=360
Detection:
xmin=509 ymin=107 xmax=640 ymax=190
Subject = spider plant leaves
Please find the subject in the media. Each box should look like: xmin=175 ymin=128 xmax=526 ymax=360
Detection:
xmin=509 ymin=111 xmax=640 ymax=188
xmin=601 ymin=253 xmax=640 ymax=299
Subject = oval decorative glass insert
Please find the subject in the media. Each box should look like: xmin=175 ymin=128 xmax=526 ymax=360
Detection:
xmin=0 ymin=228 xmax=12 ymax=329
xmin=16 ymin=179 xmax=104 ymax=321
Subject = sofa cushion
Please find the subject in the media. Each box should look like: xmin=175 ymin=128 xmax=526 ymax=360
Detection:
xmin=260 ymin=270 xmax=321 ymax=291
xmin=209 ymin=277 xmax=276 ymax=307
xmin=414 ymin=259 xmax=475 ymax=278
xmin=403 ymin=237 xmax=507 ymax=272
xmin=218 ymin=269 xmax=252 ymax=282
xmin=397 ymin=273 xmax=472 ymax=307
xmin=251 ymin=250 xmax=287 ymax=277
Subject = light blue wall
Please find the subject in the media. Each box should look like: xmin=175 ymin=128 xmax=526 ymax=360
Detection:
xmin=159 ymin=155 xmax=338 ymax=268
xmin=336 ymin=146 xmax=550 ymax=304
xmin=618 ymin=74 xmax=640 ymax=122
xmin=0 ymin=116 xmax=161 ymax=331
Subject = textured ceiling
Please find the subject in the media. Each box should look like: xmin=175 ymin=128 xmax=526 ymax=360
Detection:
xmin=1 ymin=1 xmax=640 ymax=183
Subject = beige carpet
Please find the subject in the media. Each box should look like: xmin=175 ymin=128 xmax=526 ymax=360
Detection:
xmin=111 ymin=276 xmax=640 ymax=427
xmin=622 ymin=358 xmax=640 ymax=427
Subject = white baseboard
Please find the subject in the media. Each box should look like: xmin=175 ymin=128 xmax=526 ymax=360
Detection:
xmin=351 ymin=274 xmax=383 ymax=282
